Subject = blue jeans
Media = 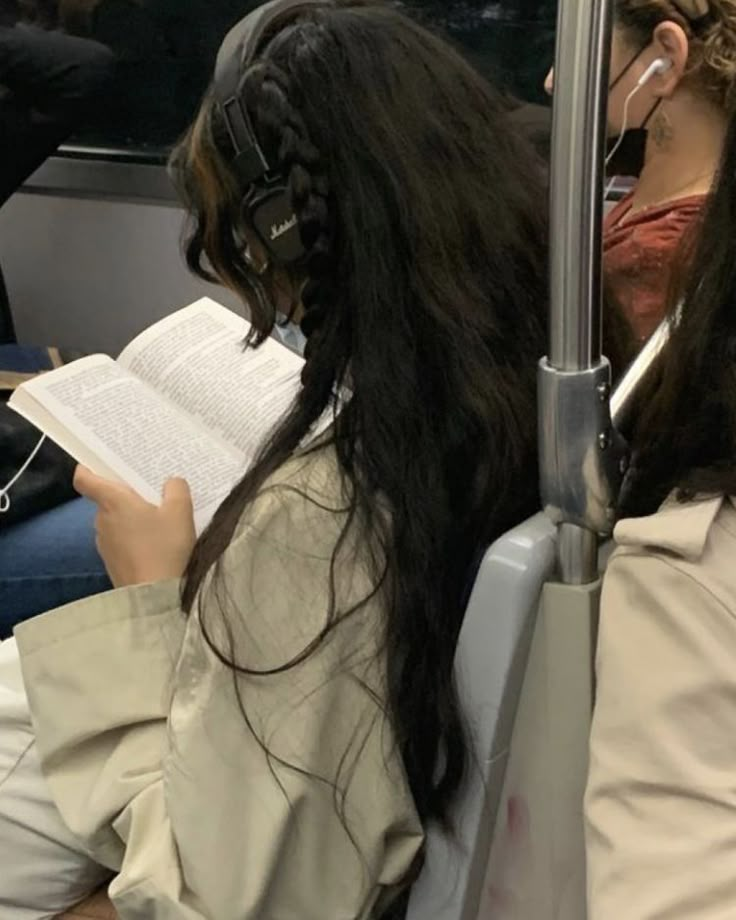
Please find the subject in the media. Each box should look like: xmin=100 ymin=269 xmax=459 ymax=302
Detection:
xmin=0 ymin=498 xmax=110 ymax=638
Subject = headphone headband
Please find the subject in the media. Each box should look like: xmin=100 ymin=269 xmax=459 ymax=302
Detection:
xmin=214 ymin=0 xmax=331 ymax=186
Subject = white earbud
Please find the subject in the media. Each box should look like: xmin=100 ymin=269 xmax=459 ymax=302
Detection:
xmin=604 ymin=56 xmax=674 ymax=191
xmin=637 ymin=57 xmax=673 ymax=87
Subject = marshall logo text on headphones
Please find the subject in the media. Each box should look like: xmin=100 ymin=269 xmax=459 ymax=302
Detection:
xmin=270 ymin=215 xmax=299 ymax=242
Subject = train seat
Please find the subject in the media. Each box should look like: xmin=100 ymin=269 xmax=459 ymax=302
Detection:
xmin=407 ymin=513 xmax=557 ymax=920
xmin=58 ymin=512 xmax=602 ymax=920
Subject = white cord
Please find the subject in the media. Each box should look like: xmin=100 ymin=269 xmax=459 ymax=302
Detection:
xmin=604 ymin=82 xmax=642 ymax=198
xmin=0 ymin=435 xmax=47 ymax=514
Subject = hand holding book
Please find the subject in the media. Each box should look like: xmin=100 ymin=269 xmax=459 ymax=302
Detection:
xmin=9 ymin=298 xmax=304 ymax=534
xmin=74 ymin=467 xmax=196 ymax=588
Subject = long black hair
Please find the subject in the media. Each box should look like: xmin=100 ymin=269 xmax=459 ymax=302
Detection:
xmin=172 ymin=0 xmax=547 ymax=890
xmin=620 ymin=102 xmax=736 ymax=517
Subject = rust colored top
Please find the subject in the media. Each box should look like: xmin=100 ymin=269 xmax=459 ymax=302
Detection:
xmin=604 ymin=192 xmax=705 ymax=343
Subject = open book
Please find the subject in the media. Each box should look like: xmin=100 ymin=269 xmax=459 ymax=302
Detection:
xmin=9 ymin=298 xmax=304 ymax=532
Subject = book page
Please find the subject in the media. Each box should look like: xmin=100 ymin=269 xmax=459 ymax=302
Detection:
xmin=12 ymin=355 xmax=244 ymax=532
xmin=119 ymin=298 xmax=303 ymax=460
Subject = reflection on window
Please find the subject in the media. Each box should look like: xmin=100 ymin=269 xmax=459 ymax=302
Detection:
xmin=38 ymin=0 xmax=557 ymax=158
xmin=403 ymin=2 xmax=557 ymax=102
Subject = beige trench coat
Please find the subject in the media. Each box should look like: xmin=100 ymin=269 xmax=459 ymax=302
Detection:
xmin=586 ymin=494 xmax=736 ymax=919
xmin=14 ymin=448 xmax=423 ymax=919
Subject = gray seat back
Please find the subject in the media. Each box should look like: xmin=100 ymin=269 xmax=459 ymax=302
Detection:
xmin=406 ymin=513 xmax=556 ymax=920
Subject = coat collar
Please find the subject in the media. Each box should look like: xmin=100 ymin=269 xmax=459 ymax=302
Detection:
xmin=614 ymin=494 xmax=726 ymax=561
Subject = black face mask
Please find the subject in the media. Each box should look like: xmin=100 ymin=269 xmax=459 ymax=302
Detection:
xmin=605 ymin=46 xmax=661 ymax=179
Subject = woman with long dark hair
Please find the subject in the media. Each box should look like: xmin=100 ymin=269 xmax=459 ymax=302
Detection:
xmin=0 ymin=2 xmax=547 ymax=916
xmin=586 ymin=94 xmax=736 ymax=918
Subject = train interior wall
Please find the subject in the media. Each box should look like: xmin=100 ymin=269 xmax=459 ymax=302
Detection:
xmin=0 ymin=190 xmax=242 ymax=355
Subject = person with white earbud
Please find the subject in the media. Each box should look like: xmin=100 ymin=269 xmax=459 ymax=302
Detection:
xmin=546 ymin=0 xmax=736 ymax=347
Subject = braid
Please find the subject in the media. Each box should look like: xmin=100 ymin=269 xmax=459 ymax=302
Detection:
xmin=243 ymin=62 xmax=337 ymax=374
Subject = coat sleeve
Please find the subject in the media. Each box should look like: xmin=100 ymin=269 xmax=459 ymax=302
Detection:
xmin=15 ymin=580 xmax=185 ymax=871
xmin=16 ymin=475 xmax=423 ymax=919
xmin=585 ymin=549 xmax=736 ymax=920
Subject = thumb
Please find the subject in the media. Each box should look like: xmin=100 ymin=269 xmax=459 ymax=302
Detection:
xmin=162 ymin=477 xmax=193 ymax=510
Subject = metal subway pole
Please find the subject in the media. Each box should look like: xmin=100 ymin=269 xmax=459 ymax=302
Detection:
xmin=540 ymin=0 xmax=618 ymax=585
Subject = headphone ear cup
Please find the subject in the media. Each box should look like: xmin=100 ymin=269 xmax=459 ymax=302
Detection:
xmin=245 ymin=184 xmax=306 ymax=265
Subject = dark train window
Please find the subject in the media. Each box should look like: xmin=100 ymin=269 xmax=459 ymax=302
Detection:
xmin=403 ymin=2 xmax=557 ymax=102
xmin=11 ymin=0 xmax=558 ymax=160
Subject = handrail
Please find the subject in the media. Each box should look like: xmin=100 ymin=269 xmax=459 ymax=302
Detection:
xmin=548 ymin=0 xmax=612 ymax=371
xmin=540 ymin=0 xmax=618 ymax=585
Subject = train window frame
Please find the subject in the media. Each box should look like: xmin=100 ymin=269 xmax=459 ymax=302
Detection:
xmin=23 ymin=152 xmax=177 ymax=204
xmin=15 ymin=1 xmax=558 ymax=204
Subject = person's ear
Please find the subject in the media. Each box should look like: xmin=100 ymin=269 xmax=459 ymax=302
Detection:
xmin=650 ymin=20 xmax=690 ymax=97
xmin=544 ymin=66 xmax=555 ymax=97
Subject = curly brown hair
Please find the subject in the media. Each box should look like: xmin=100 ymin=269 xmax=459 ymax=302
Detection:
xmin=615 ymin=0 xmax=736 ymax=111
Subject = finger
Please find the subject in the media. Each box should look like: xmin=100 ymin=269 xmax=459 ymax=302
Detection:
xmin=162 ymin=477 xmax=193 ymax=510
xmin=74 ymin=466 xmax=111 ymax=503
xmin=93 ymin=533 xmax=115 ymax=583
xmin=74 ymin=466 xmax=133 ymax=508
xmin=94 ymin=531 xmax=108 ymax=567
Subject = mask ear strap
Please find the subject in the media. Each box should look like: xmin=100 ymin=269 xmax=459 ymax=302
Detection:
xmin=641 ymin=97 xmax=662 ymax=129
xmin=609 ymin=46 xmax=646 ymax=92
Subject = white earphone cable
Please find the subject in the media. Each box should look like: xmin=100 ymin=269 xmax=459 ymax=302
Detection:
xmin=0 ymin=435 xmax=47 ymax=514
xmin=604 ymin=82 xmax=641 ymax=198
xmin=604 ymin=57 xmax=671 ymax=198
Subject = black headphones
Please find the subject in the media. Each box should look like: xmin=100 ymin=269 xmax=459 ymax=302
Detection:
xmin=213 ymin=0 xmax=331 ymax=265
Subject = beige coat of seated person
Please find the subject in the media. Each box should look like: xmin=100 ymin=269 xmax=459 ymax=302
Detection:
xmin=18 ymin=448 xmax=422 ymax=918
xmin=586 ymin=494 xmax=736 ymax=919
